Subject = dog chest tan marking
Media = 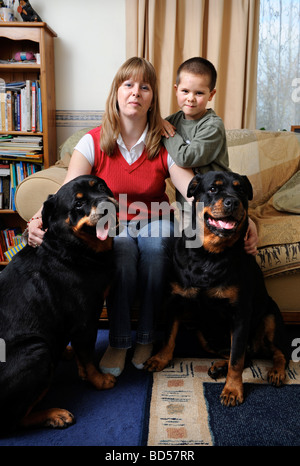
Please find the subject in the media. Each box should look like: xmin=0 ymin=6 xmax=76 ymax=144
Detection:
xmin=206 ymin=285 xmax=239 ymax=304
xmin=171 ymin=282 xmax=199 ymax=298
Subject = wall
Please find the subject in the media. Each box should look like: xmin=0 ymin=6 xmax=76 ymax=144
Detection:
xmin=13 ymin=0 xmax=126 ymax=151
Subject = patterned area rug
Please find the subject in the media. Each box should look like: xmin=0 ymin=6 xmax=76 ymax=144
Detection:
xmin=147 ymin=358 xmax=300 ymax=446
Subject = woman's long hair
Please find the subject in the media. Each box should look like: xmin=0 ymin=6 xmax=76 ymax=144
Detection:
xmin=100 ymin=57 xmax=163 ymax=159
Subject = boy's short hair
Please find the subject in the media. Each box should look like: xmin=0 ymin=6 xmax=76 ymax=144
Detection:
xmin=176 ymin=57 xmax=217 ymax=91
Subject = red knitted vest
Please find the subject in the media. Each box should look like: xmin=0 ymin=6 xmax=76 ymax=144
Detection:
xmin=89 ymin=127 xmax=171 ymax=221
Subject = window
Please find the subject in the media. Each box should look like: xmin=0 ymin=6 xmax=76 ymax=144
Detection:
xmin=256 ymin=0 xmax=300 ymax=131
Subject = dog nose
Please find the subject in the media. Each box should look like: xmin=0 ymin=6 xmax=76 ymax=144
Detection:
xmin=224 ymin=197 xmax=240 ymax=210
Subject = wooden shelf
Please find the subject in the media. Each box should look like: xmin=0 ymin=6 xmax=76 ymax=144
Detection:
xmin=0 ymin=22 xmax=57 ymax=168
xmin=0 ymin=63 xmax=41 ymax=70
xmin=0 ymin=209 xmax=18 ymax=214
xmin=0 ymin=130 xmax=43 ymax=136
xmin=0 ymin=23 xmax=56 ymax=267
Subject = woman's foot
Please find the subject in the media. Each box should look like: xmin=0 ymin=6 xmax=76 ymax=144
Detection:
xmin=99 ymin=345 xmax=127 ymax=377
xmin=132 ymin=343 xmax=153 ymax=369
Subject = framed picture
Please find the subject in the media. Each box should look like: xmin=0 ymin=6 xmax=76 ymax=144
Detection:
xmin=291 ymin=125 xmax=300 ymax=133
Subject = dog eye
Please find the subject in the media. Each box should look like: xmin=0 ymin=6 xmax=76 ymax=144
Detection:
xmin=74 ymin=199 xmax=85 ymax=209
xmin=208 ymin=186 xmax=217 ymax=193
xmin=234 ymin=185 xmax=244 ymax=194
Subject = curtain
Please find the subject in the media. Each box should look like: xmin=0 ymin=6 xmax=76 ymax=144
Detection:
xmin=126 ymin=0 xmax=260 ymax=129
xmin=256 ymin=0 xmax=300 ymax=131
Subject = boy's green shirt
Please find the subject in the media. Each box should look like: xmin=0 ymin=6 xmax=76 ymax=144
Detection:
xmin=163 ymin=108 xmax=229 ymax=208
xmin=163 ymin=108 xmax=229 ymax=172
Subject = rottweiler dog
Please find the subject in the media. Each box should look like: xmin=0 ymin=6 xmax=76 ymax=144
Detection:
xmin=145 ymin=171 xmax=288 ymax=407
xmin=0 ymin=175 xmax=119 ymax=432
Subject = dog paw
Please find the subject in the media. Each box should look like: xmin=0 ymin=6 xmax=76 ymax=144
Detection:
xmin=208 ymin=361 xmax=228 ymax=380
xmin=101 ymin=373 xmax=117 ymax=389
xmin=144 ymin=356 xmax=169 ymax=372
xmin=267 ymin=368 xmax=286 ymax=387
xmin=20 ymin=408 xmax=75 ymax=429
xmin=220 ymin=385 xmax=244 ymax=407
xmin=43 ymin=409 xmax=75 ymax=428
xmin=90 ymin=372 xmax=116 ymax=390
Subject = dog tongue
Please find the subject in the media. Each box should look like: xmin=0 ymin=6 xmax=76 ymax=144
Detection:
xmin=209 ymin=218 xmax=236 ymax=230
xmin=96 ymin=220 xmax=109 ymax=241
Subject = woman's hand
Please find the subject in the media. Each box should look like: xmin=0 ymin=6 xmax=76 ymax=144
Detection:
xmin=27 ymin=216 xmax=45 ymax=247
xmin=244 ymin=218 xmax=258 ymax=256
xmin=161 ymin=118 xmax=176 ymax=138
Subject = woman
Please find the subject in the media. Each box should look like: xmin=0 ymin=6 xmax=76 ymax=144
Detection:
xmin=28 ymin=57 xmax=195 ymax=376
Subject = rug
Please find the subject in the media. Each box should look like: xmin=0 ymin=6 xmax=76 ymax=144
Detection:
xmin=0 ymin=328 xmax=299 ymax=447
xmin=0 ymin=329 xmax=153 ymax=447
xmin=147 ymin=358 xmax=300 ymax=446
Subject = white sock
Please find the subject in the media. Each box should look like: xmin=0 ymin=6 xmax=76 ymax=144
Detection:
xmin=99 ymin=345 xmax=127 ymax=377
xmin=132 ymin=343 xmax=153 ymax=369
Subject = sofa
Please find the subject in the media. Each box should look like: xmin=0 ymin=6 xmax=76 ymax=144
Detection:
xmin=15 ymin=128 xmax=300 ymax=324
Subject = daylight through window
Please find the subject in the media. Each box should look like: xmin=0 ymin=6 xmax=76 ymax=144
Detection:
xmin=256 ymin=0 xmax=300 ymax=131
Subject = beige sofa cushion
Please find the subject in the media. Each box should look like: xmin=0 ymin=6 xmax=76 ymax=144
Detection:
xmin=273 ymin=170 xmax=300 ymax=213
xmin=227 ymin=130 xmax=300 ymax=249
xmin=227 ymin=130 xmax=300 ymax=206
xmin=15 ymin=127 xmax=95 ymax=222
xmin=15 ymin=166 xmax=67 ymax=221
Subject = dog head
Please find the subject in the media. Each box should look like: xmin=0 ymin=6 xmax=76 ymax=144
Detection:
xmin=42 ymin=175 xmax=120 ymax=252
xmin=187 ymin=171 xmax=253 ymax=253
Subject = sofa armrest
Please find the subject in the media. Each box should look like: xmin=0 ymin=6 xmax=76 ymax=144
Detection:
xmin=15 ymin=166 xmax=67 ymax=221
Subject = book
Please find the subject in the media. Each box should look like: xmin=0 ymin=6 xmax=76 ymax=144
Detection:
xmin=31 ymin=81 xmax=36 ymax=132
xmin=25 ymin=80 xmax=31 ymax=132
xmin=0 ymin=165 xmax=10 ymax=176
xmin=0 ymin=135 xmax=43 ymax=160
xmin=0 ymin=81 xmax=43 ymax=134
xmin=0 ymin=161 xmax=41 ymax=211
xmin=0 ymin=92 xmax=6 ymax=131
xmin=6 ymin=91 xmax=13 ymax=131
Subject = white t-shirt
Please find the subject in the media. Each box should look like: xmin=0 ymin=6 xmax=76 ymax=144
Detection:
xmin=74 ymin=126 xmax=175 ymax=169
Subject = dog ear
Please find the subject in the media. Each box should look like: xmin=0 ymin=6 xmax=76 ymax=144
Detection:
xmin=187 ymin=174 xmax=203 ymax=198
xmin=42 ymin=194 xmax=57 ymax=230
xmin=241 ymin=176 xmax=253 ymax=201
xmin=97 ymin=178 xmax=115 ymax=199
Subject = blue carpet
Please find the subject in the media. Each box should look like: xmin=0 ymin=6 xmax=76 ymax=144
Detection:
xmin=0 ymin=329 xmax=153 ymax=446
xmin=204 ymin=383 xmax=300 ymax=446
xmin=0 ymin=326 xmax=299 ymax=447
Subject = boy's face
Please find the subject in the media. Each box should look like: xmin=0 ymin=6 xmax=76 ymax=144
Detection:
xmin=175 ymin=72 xmax=216 ymax=120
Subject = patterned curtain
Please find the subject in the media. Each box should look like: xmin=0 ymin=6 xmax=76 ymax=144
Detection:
xmin=126 ymin=0 xmax=260 ymax=129
xmin=256 ymin=0 xmax=300 ymax=131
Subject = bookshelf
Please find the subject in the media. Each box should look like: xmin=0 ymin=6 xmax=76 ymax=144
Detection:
xmin=0 ymin=22 xmax=57 ymax=267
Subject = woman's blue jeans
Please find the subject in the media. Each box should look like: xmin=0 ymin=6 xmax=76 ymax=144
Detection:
xmin=106 ymin=219 xmax=175 ymax=348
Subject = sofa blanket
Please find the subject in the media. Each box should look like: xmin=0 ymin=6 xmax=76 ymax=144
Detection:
xmin=227 ymin=129 xmax=300 ymax=277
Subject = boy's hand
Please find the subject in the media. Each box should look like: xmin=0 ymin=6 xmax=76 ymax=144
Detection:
xmin=161 ymin=119 xmax=176 ymax=138
xmin=244 ymin=218 xmax=258 ymax=256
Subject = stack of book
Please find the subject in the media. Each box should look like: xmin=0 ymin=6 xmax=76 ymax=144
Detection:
xmin=0 ymin=157 xmax=41 ymax=210
xmin=0 ymin=227 xmax=23 ymax=263
xmin=0 ymin=134 xmax=43 ymax=161
xmin=0 ymin=80 xmax=43 ymax=132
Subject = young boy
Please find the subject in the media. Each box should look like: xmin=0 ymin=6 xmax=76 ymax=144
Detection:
xmin=163 ymin=57 xmax=228 ymax=205
xmin=163 ymin=57 xmax=257 ymax=254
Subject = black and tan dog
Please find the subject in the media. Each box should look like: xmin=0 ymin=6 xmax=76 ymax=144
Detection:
xmin=145 ymin=171 xmax=288 ymax=407
xmin=0 ymin=175 xmax=119 ymax=432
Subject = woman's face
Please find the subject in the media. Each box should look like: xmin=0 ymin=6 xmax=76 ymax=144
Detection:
xmin=117 ymin=75 xmax=153 ymax=122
